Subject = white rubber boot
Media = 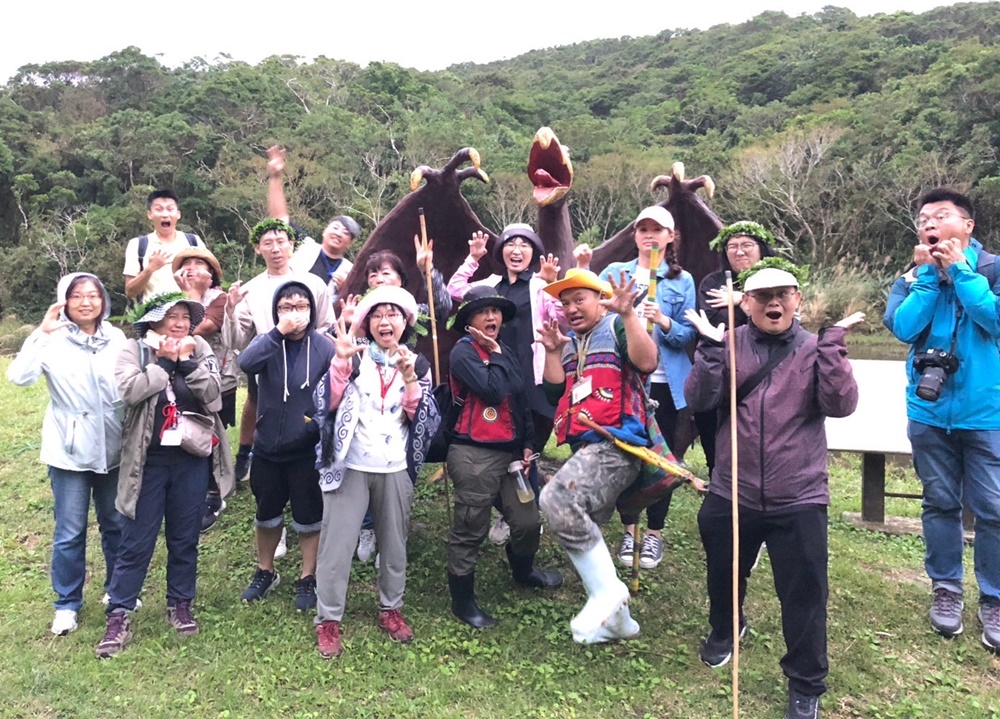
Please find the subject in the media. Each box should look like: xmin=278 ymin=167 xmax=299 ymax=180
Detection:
xmin=567 ymin=542 xmax=640 ymax=643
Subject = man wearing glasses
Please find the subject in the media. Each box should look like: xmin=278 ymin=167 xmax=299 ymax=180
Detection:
xmin=884 ymin=188 xmax=1000 ymax=655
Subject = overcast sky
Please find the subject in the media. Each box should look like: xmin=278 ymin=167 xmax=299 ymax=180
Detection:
xmin=2 ymin=0 xmax=991 ymax=83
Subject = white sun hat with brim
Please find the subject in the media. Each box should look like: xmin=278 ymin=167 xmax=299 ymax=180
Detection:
xmin=743 ymin=267 xmax=799 ymax=293
xmin=352 ymin=285 xmax=419 ymax=338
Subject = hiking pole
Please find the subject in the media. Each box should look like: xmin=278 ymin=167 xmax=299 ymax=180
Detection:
xmin=646 ymin=245 xmax=659 ymax=333
xmin=418 ymin=208 xmax=441 ymax=386
xmin=418 ymin=207 xmax=451 ymax=524
xmin=726 ymin=269 xmax=741 ymax=719
xmin=630 ymin=524 xmax=642 ymax=596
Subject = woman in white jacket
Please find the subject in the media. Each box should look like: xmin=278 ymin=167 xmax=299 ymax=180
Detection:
xmin=6 ymin=273 xmax=127 ymax=637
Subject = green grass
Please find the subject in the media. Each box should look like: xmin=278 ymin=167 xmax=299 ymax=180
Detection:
xmin=1 ymin=356 xmax=998 ymax=719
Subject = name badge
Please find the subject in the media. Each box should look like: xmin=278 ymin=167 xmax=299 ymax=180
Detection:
xmin=161 ymin=427 xmax=182 ymax=446
xmin=571 ymin=376 xmax=593 ymax=405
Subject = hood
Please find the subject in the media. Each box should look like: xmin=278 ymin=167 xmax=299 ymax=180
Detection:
xmin=270 ymin=280 xmax=317 ymax=330
xmin=56 ymin=272 xmax=113 ymax=322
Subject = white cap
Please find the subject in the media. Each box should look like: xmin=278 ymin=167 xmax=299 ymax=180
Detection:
xmin=743 ymin=267 xmax=799 ymax=293
xmin=634 ymin=206 xmax=675 ymax=230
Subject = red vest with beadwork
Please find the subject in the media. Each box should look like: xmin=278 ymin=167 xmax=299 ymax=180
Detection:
xmin=553 ymin=313 xmax=648 ymax=444
xmin=452 ymin=341 xmax=516 ymax=444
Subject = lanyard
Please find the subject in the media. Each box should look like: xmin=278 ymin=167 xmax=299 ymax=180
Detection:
xmin=378 ymin=366 xmax=399 ymax=414
xmin=574 ymin=330 xmax=594 ymax=382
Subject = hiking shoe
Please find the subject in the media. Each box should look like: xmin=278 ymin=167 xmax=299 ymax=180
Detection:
xmin=274 ymin=527 xmax=288 ymax=560
xmin=317 ymin=620 xmax=343 ymax=658
xmin=166 ymin=601 xmax=199 ymax=636
xmin=378 ymin=608 xmax=414 ymax=643
xmin=929 ymin=587 xmax=964 ymax=637
xmin=356 ymin=528 xmax=377 ymax=563
xmin=234 ymin=451 xmax=251 ymax=482
xmin=699 ymin=618 xmax=748 ymax=668
xmin=785 ymin=688 xmax=820 ymax=719
xmin=489 ymin=516 xmax=510 ymax=546
xmin=616 ymin=531 xmax=635 ymax=567
xmin=201 ymin=493 xmax=226 ymax=533
xmin=95 ymin=610 xmax=132 ymax=658
xmin=242 ymin=568 xmax=280 ymax=603
xmin=639 ymin=533 xmax=664 ymax=569
xmin=294 ymin=575 xmax=317 ymax=612
xmin=978 ymin=602 xmax=1000 ymax=653
xmin=51 ymin=609 xmax=78 ymax=636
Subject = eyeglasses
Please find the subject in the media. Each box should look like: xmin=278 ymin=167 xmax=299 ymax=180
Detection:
xmin=915 ymin=211 xmax=970 ymax=230
xmin=68 ymin=293 xmax=102 ymax=303
xmin=369 ymin=311 xmax=402 ymax=323
xmin=726 ymin=241 xmax=757 ymax=254
xmin=503 ymin=240 xmax=533 ymax=251
xmin=748 ymin=288 xmax=798 ymax=303
xmin=277 ymin=303 xmax=311 ymax=313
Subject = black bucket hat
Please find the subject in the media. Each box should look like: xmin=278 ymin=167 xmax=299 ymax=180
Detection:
xmin=492 ymin=223 xmax=544 ymax=268
xmin=450 ymin=285 xmax=517 ymax=331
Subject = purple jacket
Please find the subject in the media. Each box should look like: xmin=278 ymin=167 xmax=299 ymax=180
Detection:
xmin=684 ymin=321 xmax=858 ymax=511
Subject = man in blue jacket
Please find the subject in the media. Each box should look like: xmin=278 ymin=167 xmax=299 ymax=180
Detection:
xmin=884 ymin=187 xmax=1000 ymax=654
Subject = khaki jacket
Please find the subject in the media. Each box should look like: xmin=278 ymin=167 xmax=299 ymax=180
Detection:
xmin=115 ymin=336 xmax=234 ymax=519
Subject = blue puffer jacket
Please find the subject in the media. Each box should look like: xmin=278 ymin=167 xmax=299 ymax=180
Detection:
xmin=884 ymin=238 xmax=1000 ymax=430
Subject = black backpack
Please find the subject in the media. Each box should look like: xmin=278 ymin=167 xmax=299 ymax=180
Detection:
xmin=425 ymin=380 xmax=468 ymax=464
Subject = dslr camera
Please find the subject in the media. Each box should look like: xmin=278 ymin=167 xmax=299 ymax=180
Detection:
xmin=913 ymin=349 xmax=959 ymax=402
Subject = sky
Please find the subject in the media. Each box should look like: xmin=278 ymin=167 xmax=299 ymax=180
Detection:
xmin=2 ymin=0 xmax=992 ymax=83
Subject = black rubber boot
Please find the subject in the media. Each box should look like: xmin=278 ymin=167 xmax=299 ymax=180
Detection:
xmin=448 ymin=572 xmax=497 ymax=628
xmin=506 ymin=544 xmax=563 ymax=589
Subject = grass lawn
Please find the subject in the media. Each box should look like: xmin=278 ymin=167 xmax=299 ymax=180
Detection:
xmin=1 ymin=356 xmax=998 ymax=719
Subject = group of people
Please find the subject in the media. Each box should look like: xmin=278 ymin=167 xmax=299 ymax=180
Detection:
xmin=8 ymin=168 xmax=1000 ymax=719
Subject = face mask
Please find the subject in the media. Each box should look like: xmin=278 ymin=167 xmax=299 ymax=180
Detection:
xmin=284 ymin=310 xmax=310 ymax=329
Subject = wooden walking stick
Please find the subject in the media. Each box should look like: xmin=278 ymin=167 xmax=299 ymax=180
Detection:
xmin=418 ymin=207 xmax=450 ymax=523
xmin=630 ymin=524 xmax=642 ymax=596
xmin=726 ymin=269 xmax=741 ymax=719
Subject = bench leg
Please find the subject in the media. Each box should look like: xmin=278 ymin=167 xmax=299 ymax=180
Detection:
xmin=861 ymin=452 xmax=886 ymax=524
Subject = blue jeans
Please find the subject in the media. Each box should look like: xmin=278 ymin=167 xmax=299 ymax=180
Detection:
xmin=48 ymin=466 xmax=123 ymax=611
xmin=106 ymin=453 xmax=209 ymax=612
xmin=909 ymin=421 xmax=1000 ymax=603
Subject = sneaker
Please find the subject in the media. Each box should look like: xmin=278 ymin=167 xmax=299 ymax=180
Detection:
xmin=639 ymin=533 xmax=664 ymax=569
xmin=316 ymin=620 xmax=343 ymax=658
xmin=50 ymin=609 xmax=78 ymax=636
xmin=274 ymin=528 xmax=288 ymax=560
xmin=699 ymin=617 xmax=748 ymax=668
xmin=929 ymin=587 xmax=964 ymax=637
xmin=101 ymin=593 xmax=142 ymax=610
xmin=95 ymin=610 xmax=132 ymax=658
xmin=377 ymin=608 xmax=414 ymax=643
xmin=785 ymin=688 xmax=820 ymax=719
xmin=616 ymin=531 xmax=635 ymax=567
xmin=978 ymin=602 xmax=1000 ymax=653
xmin=489 ymin=516 xmax=510 ymax=546
xmin=242 ymin=568 xmax=280 ymax=603
xmin=201 ymin=494 xmax=226 ymax=533
xmin=356 ymin=528 xmax=377 ymax=563
xmin=166 ymin=601 xmax=199 ymax=636
xmin=234 ymin=451 xmax=251 ymax=482
xmin=294 ymin=575 xmax=317 ymax=612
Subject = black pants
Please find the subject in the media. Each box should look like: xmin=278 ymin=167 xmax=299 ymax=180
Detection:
xmin=694 ymin=410 xmax=718 ymax=479
xmin=698 ymin=492 xmax=829 ymax=696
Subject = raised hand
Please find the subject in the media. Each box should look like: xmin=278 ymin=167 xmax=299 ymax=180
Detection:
xmin=538 ymin=253 xmax=560 ymax=283
xmin=468 ymin=231 xmax=489 ymax=261
xmin=600 ymin=270 xmax=641 ymax=317
xmin=39 ymin=302 xmax=71 ymax=334
xmin=394 ymin=345 xmax=418 ymax=381
xmin=338 ymin=294 xmax=359 ymax=327
xmin=834 ymin=311 xmax=866 ymax=331
xmin=706 ymin=286 xmax=743 ymax=309
xmin=414 ymin=234 xmax=434 ymax=272
xmin=178 ymin=336 xmax=197 ymax=360
xmin=333 ymin=317 xmax=366 ymax=361
xmin=468 ymin=326 xmax=501 ymax=354
xmin=573 ymin=243 xmax=593 ymax=269
xmin=156 ymin=337 xmax=181 ymax=362
xmin=267 ymin=146 xmax=286 ymax=177
xmin=226 ymin=281 xmax=247 ymax=315
xmin=535 ymin=319 xmax=570 ymax=353
xmin=684 ymin=308 xmax=725 ymax=343
xmin=931 ymin=238 xmax=967 ymax=269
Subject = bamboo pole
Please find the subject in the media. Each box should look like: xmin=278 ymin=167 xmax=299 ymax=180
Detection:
xmin=726 ymin=269 xmax=740 ymax=719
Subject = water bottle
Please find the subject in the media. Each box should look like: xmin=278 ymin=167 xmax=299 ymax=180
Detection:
xmin=508 ymin=460 xmax=535 ymax=504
